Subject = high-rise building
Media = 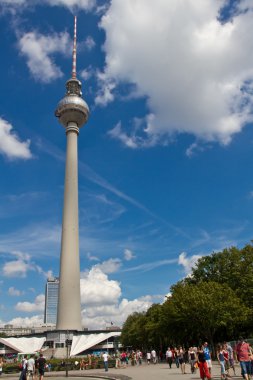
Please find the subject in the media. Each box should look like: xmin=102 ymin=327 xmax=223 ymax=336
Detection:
xmin=55 ymin=16 xmax=89 ymax=331
xmin=44 ymin=277 xmax=59 ymax=325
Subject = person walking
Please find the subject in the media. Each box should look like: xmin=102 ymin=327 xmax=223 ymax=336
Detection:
xmin=203 ymin=342 xmax=212 ymax=376
xmin=151 ymin=349 xmax=157 ymax=364
xmin=0 ymin=357 xmax=3 ymax=377
xmin=189 ymin=347 xmax=197 ymax=374
xmin=236 ymin=337 xmax=252 ymax=380
xmin=102 ymin=352 xmax=109 ymax=372
xmin=197 ymin=346 xmax=211 ymax=380
xmin=166 ymin=347 xmax=173 ymax=368
xmin=222 ymin=344 xmax=231 ymax=377
xmin=19 ymin=355 xmax=28 ymax=380
xmin=217 ymin=344 xmax=227 ymax=380
xmin=27 ymin=355 xmax=35 ymax=380
xmin=225 ymin=342 xmax=236 ymax=376
xmin=115 ymin=350 xmax=121 ymax=369
xmin=174 ymin=347 xmax=179 ymax=368
xmin=146 ymin=351 xmax=151 ymax=365
xmin=178 ymin=347 xmax=186 ymax=374
xmin=37 ymin=353 xmax=46 ymax=380
xmin=120 ymin=351 xmax=126 ymax=368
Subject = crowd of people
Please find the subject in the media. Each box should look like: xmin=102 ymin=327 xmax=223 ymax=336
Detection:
xmin=134 ymin=338 xmax=252 ymax=380
xmin=19 ymin=353 xmax=47 ymax=380
xmin=0 ymin=337 xmax=252 ymax=379
xmin=114 ymin=338 xmax=252 ymax=380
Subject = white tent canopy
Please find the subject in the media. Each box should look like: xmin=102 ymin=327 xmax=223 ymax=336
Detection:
xmin=70 ymin=332 xmax=121 ymax=356
xmin=0 ymin=337 xmax=46 ymax=353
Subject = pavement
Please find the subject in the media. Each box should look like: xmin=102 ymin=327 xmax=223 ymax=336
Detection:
xmin=2 ymin=362 xmax=243 ymax=380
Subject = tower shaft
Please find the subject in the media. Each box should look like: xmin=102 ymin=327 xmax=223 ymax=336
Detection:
xmin=55 ymin=16 xmax=89 ymax=331
xmin=56 ymin=122 xmax=82 ymax=331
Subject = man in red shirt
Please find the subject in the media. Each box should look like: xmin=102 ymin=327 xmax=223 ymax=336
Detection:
xmin=236 ymin=337 xmax=252 ymax=380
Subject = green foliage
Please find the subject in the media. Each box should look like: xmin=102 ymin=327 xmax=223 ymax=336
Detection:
xmin=2 ymin=358 xmax=116 ymax=373
xmin=120 ymin=243 xmax=253 ymax=349
xmin=166 ymin=281 xmax=250 ymax=344
xmin=184 ymin=244 xmax=253 ymax=307
xmin=120 ymin=312 xmax=147 ymax=348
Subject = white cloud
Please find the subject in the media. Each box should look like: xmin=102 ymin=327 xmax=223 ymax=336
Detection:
xmin=0 ymin=0 xmax=27 ymax=5
xmin=82 ymin=296 xmax=153 ymax=329
xmin=178 ymin=251 xmax=202 ymax=275
xmin=124 ymin=248 xmax=135 ymax=261
xmin=18 ymin=31 xmax=70 ymax=83
xmin=108 ymin=122 xmax=138 ymax=149
xmin=185 ymin=142 xmax=208 ymax=157
xmin=95 ymin=71 xmax=116 ymax=106
xmin=94 ymin=258 xmax=122 ymax=274
xmin=79 ymin=263 xmax=163 ymax=329
xmin=80 ymin=67 xmax=93 ymax=81
xmin=99 ymin=0 xmax=253 ymax=148
xmin=86 ymin=252 xmax=99 ymax=261
xmin=84 ymin=36 xmax=96 ymax=50
xmin=44 ymin=0 xmax=96 ymax=11
xmin=2 ymin=251 xmax=49 ymax=278
xmin=108 ymin=116 xmax=165 ymax=149
xmin=4 ymin=262 xmax=161 ymax=329
xmin=80 ymin=266 xmax=121 ymax=306
xmin=15 ymin=294 xmax=45 ymax=312
xmin=3 ymin=259 xmax=31 ymax=278
xmin=0 ymin=118 xmax=32 ymax=160
xmin=8 ymin=287 xmax=24 ymax=296
xmin=7 ymin=315 xmax=43 ymax=327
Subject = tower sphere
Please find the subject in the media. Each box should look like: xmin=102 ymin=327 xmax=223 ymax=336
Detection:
xmin=55 ymin=78 xmax=89 ymax=128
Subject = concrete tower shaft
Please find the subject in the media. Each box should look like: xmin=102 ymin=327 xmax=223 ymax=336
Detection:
xmin=55 ymin=16 xmax=88 ymax=331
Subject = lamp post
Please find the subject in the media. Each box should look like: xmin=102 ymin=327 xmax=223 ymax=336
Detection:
xmin=65 ymin=331 xmax=71 ymax=377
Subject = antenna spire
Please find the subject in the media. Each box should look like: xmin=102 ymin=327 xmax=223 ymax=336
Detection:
xmin=72 ymin=16 xmax=77 ymax=79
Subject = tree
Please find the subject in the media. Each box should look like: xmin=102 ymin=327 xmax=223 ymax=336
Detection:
xmin=184 ymin=244 xmax=253 ymax=307
xmin=145 ymin=304 xmax=164 ymax=349
xmin=165 ymin=281 xmax=251 ymax=349
xmin=120 ymin=312 xmax=148 ymax=349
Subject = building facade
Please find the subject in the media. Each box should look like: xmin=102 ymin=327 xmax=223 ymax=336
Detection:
xmin=44 ymin=277 xmax=59 ymax=325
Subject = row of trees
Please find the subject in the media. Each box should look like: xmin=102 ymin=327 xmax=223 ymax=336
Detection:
xmin=120 ymin=243 xmax=253 ymax=350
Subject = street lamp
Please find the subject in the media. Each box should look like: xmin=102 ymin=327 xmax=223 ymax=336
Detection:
xmin=65 ymin=331 xmax=71 ymax=377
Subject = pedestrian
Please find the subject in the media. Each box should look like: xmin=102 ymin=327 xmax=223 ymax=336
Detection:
xmin=102 ymin=351 xmax=109 ymax=372
xmin=223 ymin=344 xmax=231 ymax=377
xmin=34 ymin=356 xmax=38 ymax=380
xmin=80 ymin=358 xmax=85 ymax=370
xmin=37 ymin=353 xmax=46 ymax=380
xmin=178 ymin=346 xmax=186 ymax=374
xmin=174 ymin=347 xmax=179 ymax=368
xmin=151 ymin=349 xmax=157 ymax=364
xmin=120 ymin=351 xmax=126 ymax=368
xmin=27 ymin=355 xmax=35 ymax=380
xmin=166 ymin=347 xmax=173 ymax=368
xmin=236 ymin=337 xmax=252 ymax=380
xmin=225 ymin=342 xmax=236 ymax=375
xmin=137 ymin=350 xmax=142 ymax=365
xmin=203 ymin=342 xmax=212 ymax=375
xmin=189 ymin=347 xmax=197 ymax=374
xmin=115 ymin=351 xmax=121 ymax=368
xmin=19 ymin=355 xmax=28 ymax=380
xmin=0 ymin=357 xmax=3 ymax=376
xmin=217 ymin=344 xmax=227 ymax=380
xmin=197 ymin=346 xmax=211 ymax=380
xmin=146 ymin=351 xmax=151 ymax=365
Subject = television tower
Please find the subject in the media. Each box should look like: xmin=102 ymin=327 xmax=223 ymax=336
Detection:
xmin=55 ymin=16 xmax=89 ymax=331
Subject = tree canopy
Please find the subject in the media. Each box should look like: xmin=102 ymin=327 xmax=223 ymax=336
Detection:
xmin=120 ymin=243 xmax=253 ymax=350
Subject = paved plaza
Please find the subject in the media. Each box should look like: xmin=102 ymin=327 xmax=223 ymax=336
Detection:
xmin=2 ymin=362 xmax=242 ymax=380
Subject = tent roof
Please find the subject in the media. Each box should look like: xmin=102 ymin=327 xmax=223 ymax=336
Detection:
xmin=70 ymin=332 xmax=121 ymax=356
xmin=0 ymin=337 xmax=46 ymax=353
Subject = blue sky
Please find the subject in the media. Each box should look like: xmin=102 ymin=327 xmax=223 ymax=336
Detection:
xmin=1 ymin=0 xmax=253 ymax=329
